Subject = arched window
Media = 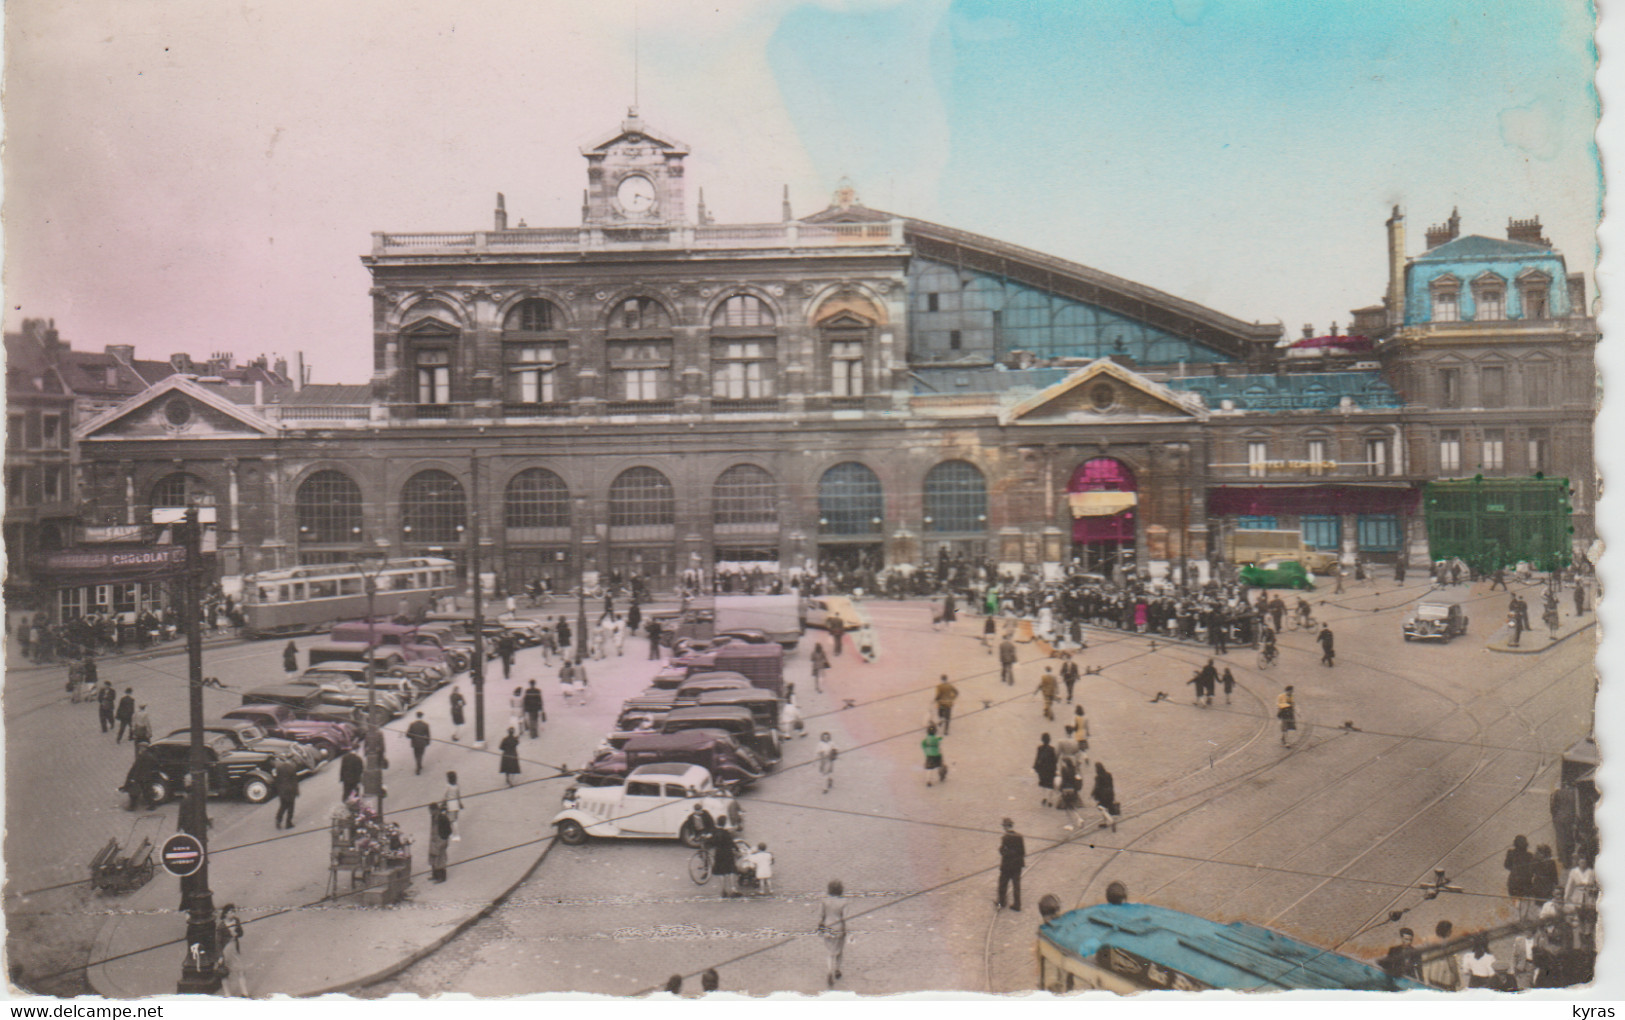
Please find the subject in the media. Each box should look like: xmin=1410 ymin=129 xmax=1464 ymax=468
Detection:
xmin=505 ymin=469 xmax=571 ymax=528
xmin=504 ymin=298 xmax=561 ymax=333
xmin=818 ymin=462 xmax=883 ymax=535
xmin=403 ymin=319 xmax=458 ymax=406
xmin=151 ymin=472 xmax=215 ymax=508
xmin=296 ymin=471 xmax=364 ymax=543
xmin=712 ymin=295 xmax=775 ymax=329
xmin=713 ymin=465 xmax=777 ymax=526
xmin=608 ymin=296 xmax=671 ymax=331
xmin=401 ymin=470 xmax=466 ymax=543
xmin=1069 ymin=458 xmax=1137 ymax=493
xmin=609 ymin=467 xmax=675 ymax=526
xmin=924 ymin=461 xmax=987 ymax=532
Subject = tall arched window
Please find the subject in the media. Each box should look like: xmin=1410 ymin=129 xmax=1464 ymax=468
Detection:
xmin=608 ymin=467 xmax=675 ymax=526
xmin=505 ymin=469 xmax=571 ymax=528
xmin=713 ymin=465 xmax=777 ymax=526
xmin=818 ymin=462 xmax=883 ymax=534
xmin=607 ymin=297 xmax=674 ymax=402
xmin=296 ymin=471 xmax=364 ymax=543
xmin=151 ymin=472 xmax=215 ymax=508
xmin=712 ymin=295 xmax=774 ymax=329
xmin=711 ymin=295 xmax=777 ymax=401
xmin=401 ymin=470 xmax=466 ymax=543
xmin=503 ymin=299 xmax=566 ymax=405
xmin=504 ymin=298 xmax=560 ymax=333
xmin=924 ymin=461 xmax=987 ymax=532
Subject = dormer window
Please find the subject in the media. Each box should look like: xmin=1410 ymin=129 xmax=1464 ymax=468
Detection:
xmin=1518 ymin=270 xmax=1552 ymax=320
xmin=1472 ymin=274 xmax=1506 ymax=321
xmin=1430 ymin=276 xmax=1460 ymax=322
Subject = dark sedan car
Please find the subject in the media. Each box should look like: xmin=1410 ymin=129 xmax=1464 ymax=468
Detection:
xmin=221 ymin=704 xmax=358 ymax=759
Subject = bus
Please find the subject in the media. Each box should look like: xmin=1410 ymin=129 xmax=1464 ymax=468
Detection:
xmin=241 ymin=558 xmax=456 ymax=639
xmin=1037 ymin=901 xmax=1425 ymax=994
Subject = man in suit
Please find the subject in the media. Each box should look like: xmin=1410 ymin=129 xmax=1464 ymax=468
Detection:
xmin=996 ymin=818 xmax=1026 ymax=912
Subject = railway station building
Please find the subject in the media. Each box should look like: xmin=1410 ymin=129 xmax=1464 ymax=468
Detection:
xmin=61 ymin=110 xmax=1596 ymax=606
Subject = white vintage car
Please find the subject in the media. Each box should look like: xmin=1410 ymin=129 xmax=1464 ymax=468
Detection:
xmin=552 ymin=763 xmax=740 ymax=846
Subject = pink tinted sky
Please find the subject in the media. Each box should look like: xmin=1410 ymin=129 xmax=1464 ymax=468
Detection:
xmin=3 ymin=0 xmax=1610 ymax=384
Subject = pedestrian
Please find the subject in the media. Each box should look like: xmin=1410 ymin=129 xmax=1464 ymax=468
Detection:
xmin=427 ymin=802 xmax=453 ymax=882
xmin=828 ymin=615 xmax=846 ymax=656
xmin=710 ymin=822 xmax=739 ymax=898
xmin=996 ymin=818 xmax=1025 ymax=911
xmin=1069 ymin=706 xmax=1090 ymax=756
xmin=129 ymin=704 xmax=152 ymax=754
xmin=1317 ymin=624 xmax=1335 ymax=666
xmin=215 ymin=904 xmax=248 ymax=997
xmin=1395 ymin=558 xmax=1407 ymax=584
xmin=645 ymin=617 xmax=662 ymax=660
xmin=273 ymin=756 xmax=299 ymax=830
xmin=509 ymin=685 xmax=526 ymax=731
xmin=449 ymin=686 xmax=466 ymax=742
xmin=1035 ymin=668 xmax=1058 ymax=720
xmin=1334 ymin=566 xmax=1345 ymax=595
xmin=283 ymin=641 xmax=299 ymax=674
xmin=982 ymin=614 xmax=997 ymax=650
xmin=339 ymin=749 xmax=364 ymax=802
xmin=933 ymin=674 xmax=959 ymax=735
xmin=1564 ymin=851 xmax=1598 ymax=947
xmin=998 ymin=637 xmax=1017 ymax=685
xmin=1059 ymin=750 xmax=1085 ymax=828
xmin=1091 ymin=762 xmax=1119 ymax=832
xmin=1543 ymin=601 xmax=1560 ymax=640
xmin=523 ymin=680 xmax=545 ymax=738
xmin=407 ymin=711 xmax=431 ymax=775
xmin=1505 ymin=834 xmax=1535 ymax=922
xmin=1276 ymin=686 xmax=1296 ymax=746
xmin=810 ymin=643 xmax=829 ymax=692
xmin=1573 ymin=582 xmax=1587 ymax=616
xmin=1460 ymin=938 xmax=1498 ymax=989
xmin=1419 ymin=920 xmax=1462 ymax=990
xmin=97 ymin=681 xmax=116 ymax=733
xmin=1033 ymin=733 xmax=1058 ymax=802
xmin=443 ymin=770 xmax=464 ymax=841
xmin=1221 ymin=667 xmax=1235 ymax=705
xmin=817 ymin=879 xmax=848 ymax=988
xmin=1380 ymin=927 xmax=1421 ymax=982
xmin=1529 ymin=843 xmax=1559 ymax=906
xmin=498 ymin=727 xmax=521 ymax=786
xmin=746 ymin=843 xmax=774 ymax=895
xmin=1059 ymin=652 xmax=1079 ymax=703
xmin=114 ymin=688 xmax=136 ymax=743
xmin=921 ymin=725 xmax=947 ymax=786
xmin=498 ymin=634 xmax=516 ymax=679
xmin=816 ymin=731 xmax=838 ymax=792
xmin=779 ymin=695 xmax=803 ymax=742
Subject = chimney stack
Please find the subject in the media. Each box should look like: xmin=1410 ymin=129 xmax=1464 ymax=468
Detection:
xmin=1425 ymin=207 xmax=1460 ymax=250
xmin=1385 ymin=206 xmax=1406 ymax=326
xmin=494 ymin=192 xmax=508 ymax=231
xmin=1507 ymin=216 xmax=1548 ymax=246
xmin=782 ymin=185 xmax=793 ymax=223
xmin=697 ymin=187 xmax=710 ymax=226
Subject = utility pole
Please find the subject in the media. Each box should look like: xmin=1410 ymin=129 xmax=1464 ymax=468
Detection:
xmin=470 ymin=451 xmax=487 ymax=746
xmin=177 ymin=507 xmax=221 ymax=993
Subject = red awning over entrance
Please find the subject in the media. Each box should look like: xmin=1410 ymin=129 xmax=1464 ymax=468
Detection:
xmin=1206 ymin=485 xmax=1420 ymax=517
xmin=1069 ymin=458 xmax=1137 ymax=544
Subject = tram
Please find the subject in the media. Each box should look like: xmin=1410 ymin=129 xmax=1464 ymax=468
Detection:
xmin=1037 ymin=901 xmax=1426 ymax=994
xmin=241 ymin=558 xmax=456 ymax=639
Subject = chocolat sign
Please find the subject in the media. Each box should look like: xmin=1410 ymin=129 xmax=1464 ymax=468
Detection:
xmin=40 ymin=545 xmax=188 ymax=580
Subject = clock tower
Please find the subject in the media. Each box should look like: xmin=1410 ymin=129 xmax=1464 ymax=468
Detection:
xmin=581 ymin=108 xmax=690 ymax=226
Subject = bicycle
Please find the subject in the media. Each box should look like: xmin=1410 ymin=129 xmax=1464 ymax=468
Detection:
xmin=1256 ymin=644 xmax=1279 ymax=670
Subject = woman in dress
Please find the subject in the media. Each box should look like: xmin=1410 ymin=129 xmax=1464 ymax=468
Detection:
xmin=449 ymin=686 xmax=466 ymax=743
xmin=710 ymin=823 xmax=739 ymax=898
xmin=1032 ymin=733 xmax=1058 ymax=804
xmin=508 ymin=687 xmax=525 ymax=734
xmin=817 ymin=879 xmax=848 ymax=988
xmin=810 ymin=643 xmax=829 ymax=692
xmin=498 ymin=728 xmax=521 ymax=786
xmin=1564 ymin=852 xmax=1599 ymax=946
xmin=1092 ymin=762 xmax=1118 ymax=832
xmin=443 ymin=770 xmax=465 ymax=841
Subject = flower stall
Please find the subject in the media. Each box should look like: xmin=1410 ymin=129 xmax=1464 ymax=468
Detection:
xmin=329 ymin=798 xmax=412 ymax=906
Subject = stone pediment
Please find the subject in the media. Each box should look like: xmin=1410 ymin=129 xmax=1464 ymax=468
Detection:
xmin=75 ymin=375 xmax=280 ymax=441
xmin=581 ymin=110 xmax=690 ymax=158
xmin=1001 ymin=359 xmax=1206 ymax=425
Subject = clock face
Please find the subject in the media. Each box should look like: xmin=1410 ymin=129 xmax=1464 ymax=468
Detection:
xmin=617 ymin=174 xmax=657 ymax=214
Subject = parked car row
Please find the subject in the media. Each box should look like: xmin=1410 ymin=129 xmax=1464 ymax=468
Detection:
xmin=551 ymin=640 xmax=790 ymax=845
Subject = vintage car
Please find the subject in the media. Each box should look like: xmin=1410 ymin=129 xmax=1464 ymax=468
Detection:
xmin=290 ymin=671 xmax=407 ymax=721
xmin=552 ymin=763 xmax=740 ymax=845
xmin=137 ymin=734 xmax=285 ymax=804
xmin=176 ymin=721 xmax=323 ymax=775
xmin=605 ymin=693 xmax=679 ymax=749
xmin=801 ymin=595 xmax=866 ymax=632
xmin=1238 ymin=560 xmax=1315 ymax=590
xmin=1402 ymin=602 xmax=1470 ymax=642
xmin=221 ymin=703 xmax=359 ymax=759
xmin=660 ymin=705 xmax=781 ymax=765
xmin=578 ymin=730 xmax=766 ymax=790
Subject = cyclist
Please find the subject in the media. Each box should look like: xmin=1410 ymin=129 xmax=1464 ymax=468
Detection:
xmin=1295 ymin=597 xmax=1314 ymax=629
xmin=1259 ymin=625 xmax=1278 ymax=666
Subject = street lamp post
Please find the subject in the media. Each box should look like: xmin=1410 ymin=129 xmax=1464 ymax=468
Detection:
xmin=176 ymin=506 xmax=222 ymax=993
xmin=575 ymin=497 xmax=589 ymax=666
xmin=353 ymin=548 xmax=390 ymax=821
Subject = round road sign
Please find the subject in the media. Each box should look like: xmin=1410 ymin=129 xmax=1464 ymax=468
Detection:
xmin=160 ymin=833 xmax=205 ymax=878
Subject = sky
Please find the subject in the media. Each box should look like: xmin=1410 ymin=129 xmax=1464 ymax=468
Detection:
xmin=1 ymin=0 xmax=1604 ymax=384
